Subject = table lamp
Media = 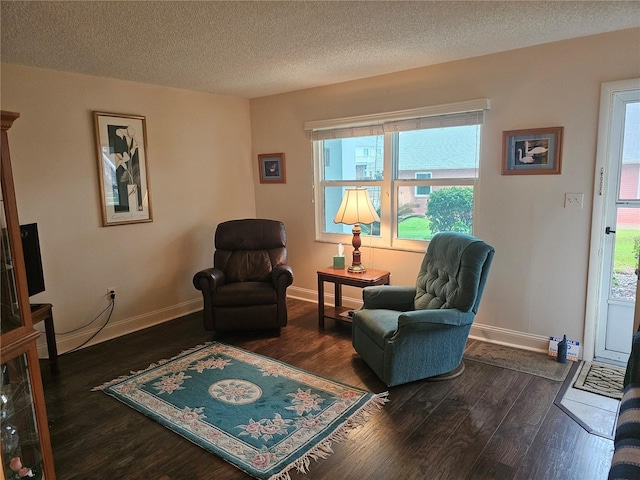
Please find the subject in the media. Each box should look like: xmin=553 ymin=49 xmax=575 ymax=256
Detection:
xmin=333 ymin=188 xmax=380 ymax=273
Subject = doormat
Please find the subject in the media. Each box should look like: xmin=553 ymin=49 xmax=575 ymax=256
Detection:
xmin=94 ymin=342 xmax=388 ymax=480
xmin=573 ymin=361 xmax=625 ymax=400
xmin=464 ymin=340 xmax=572 ymax=381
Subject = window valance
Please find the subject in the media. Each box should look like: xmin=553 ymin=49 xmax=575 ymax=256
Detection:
xmin=304 ymin=98 xmax=490 ymax=141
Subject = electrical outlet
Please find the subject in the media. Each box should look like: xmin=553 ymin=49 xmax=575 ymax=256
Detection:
xmin=564 ymin=193 xmax=584 ymax=209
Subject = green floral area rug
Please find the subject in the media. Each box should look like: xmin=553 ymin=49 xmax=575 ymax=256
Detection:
xmin=94 ymin=343 xmax=388 ymax=480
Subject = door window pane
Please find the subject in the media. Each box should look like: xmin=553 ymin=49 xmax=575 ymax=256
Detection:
xmin=611 ymin=207 xmax=640 ymax=301
xmin=619 ymin=101 xmax=640 ymax=201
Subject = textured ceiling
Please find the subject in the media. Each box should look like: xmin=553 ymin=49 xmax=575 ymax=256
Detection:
xmin=2 ymin=1 xmax=639 ymax=99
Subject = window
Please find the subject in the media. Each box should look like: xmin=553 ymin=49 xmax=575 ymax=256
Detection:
xmin=307 ymin=99 xmax=489 ymax=250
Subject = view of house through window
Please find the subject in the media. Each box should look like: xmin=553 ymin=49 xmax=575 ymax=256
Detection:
xmin=309 ymin=102 xmax=486 ymax=249
xmin=395 ymin=126 xmax=479 ymax=241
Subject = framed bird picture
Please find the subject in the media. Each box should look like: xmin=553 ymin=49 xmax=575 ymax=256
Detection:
xmin=502 ymin=127 xmax=563 ymax=175
xmin=258 ymin=152 xmax=286 ymax=183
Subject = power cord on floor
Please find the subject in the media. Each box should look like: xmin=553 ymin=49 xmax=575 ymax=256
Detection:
xmin=61 ymin=290 xmax=116 ymax=354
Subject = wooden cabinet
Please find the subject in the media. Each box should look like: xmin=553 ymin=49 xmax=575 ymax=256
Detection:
xmin=1 ymin=111 xmax=55 ymax=479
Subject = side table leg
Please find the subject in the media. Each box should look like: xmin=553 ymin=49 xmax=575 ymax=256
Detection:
xmin=43 ymin=312 xmax=59 ymax=374
xmin=318 ymin=277 xmax=325 ymax=328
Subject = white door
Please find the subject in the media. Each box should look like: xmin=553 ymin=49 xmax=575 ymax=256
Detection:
xmin=587 ymin=80 xmax=640 ymax=364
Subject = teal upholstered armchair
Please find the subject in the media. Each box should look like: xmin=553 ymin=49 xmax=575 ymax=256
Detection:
xmin=352 ymin=232 xmax=495 ymax=387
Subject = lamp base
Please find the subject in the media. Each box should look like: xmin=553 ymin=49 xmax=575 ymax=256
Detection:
xmin=348 ymin=264 xmax=367 ymax=273
xmin=348 ymin=224 xmax=367 ymax=273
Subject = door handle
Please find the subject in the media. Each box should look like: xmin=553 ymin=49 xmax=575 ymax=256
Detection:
xmin=605 ymin=227 xmax=616 ymax=234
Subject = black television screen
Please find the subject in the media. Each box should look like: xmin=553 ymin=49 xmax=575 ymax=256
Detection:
xmin=20 ymin=223 xmax=45 ymax=297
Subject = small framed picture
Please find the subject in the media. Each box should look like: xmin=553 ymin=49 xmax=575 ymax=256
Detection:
xmin=258 ymin=153 xmax=286 ymax=184
xmin=502 ymin=127 xmax=563 ymax=175
xmin=94 ymin=112 xmax=153 ymax=226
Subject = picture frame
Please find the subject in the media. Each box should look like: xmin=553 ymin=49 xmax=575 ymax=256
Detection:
xmin=258 ymin=153 xmax=286 ymax=184
xmin=94 ymin=112 xmax=153 ymax=226
xmin=502 ymin=126 xmax=563 ymax=175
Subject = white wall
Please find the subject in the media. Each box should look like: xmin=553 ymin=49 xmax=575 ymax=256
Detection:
xmin=250 ymin=28 xmax=640 ymax=353
xmin=1 ymin=64 xmax=256 ymax=355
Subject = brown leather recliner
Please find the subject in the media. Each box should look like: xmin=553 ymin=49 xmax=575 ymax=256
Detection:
xmin=193 ymin=219 xmax=293 ymax=333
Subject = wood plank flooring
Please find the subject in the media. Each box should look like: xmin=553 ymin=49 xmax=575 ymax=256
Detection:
xmin=39 ymin=299 xmax=614 ymax=480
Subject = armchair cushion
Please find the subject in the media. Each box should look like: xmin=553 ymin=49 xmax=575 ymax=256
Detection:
xmin=352 ymin=309 xmax=400 ymax=349
xmin=218 ymin=251 xmax=274 ymax=283
xmin=397 ymin=309 xmax=476 ymax=330
xmin=212 ymin=282 xmax=277 ymax=307
xmin=214 ymin=219 xmax=288 ymax=283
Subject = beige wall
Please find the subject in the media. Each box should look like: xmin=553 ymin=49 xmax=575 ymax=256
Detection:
xmin=2 ymin=28 xmax=639 ymax=358
xmin=1 ymin=64 xmax=256 ymax=355
xmin=250 ymin=28 xmax=640 ymax=352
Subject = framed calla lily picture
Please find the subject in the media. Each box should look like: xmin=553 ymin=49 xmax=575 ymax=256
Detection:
xmin=94 ymin=112 xmax=153 ymax=226
xmin=502 ymin=126 xmax=563 ymax=175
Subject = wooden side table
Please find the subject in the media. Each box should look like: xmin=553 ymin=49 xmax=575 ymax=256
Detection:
xmin=30 ymin=303 xmax=59 ymax=373
xmin=317 ymin=267 xmax=391 ymax=328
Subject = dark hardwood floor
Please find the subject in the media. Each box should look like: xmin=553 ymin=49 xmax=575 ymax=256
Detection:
xmin=39 ymin=299 xmax=614 ymax=479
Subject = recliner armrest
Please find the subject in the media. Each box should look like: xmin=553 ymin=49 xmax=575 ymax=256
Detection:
xmin=272 ymin=264 xmax=294 ymax=290
xmin=193 ymin=267 xmax=225 ymax=293
xmin=362 ymin=286 xmax=415 ymax=311
xmin=397 ymin=308 xmax=475 ymax=331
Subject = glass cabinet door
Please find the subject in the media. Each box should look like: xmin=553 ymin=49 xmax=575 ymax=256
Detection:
xmin=1 ymin=110 xmax=30 ymax=338
xmin=0 ymin=183 xmax=24 ymax=335
xmin=1 ymin=353 xmax=45 ymax=479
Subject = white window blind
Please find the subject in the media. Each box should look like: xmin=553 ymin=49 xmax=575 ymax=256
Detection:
xmin=309 ymin=124 xmax=385 ymax=141
xmin=305 ymin=98 xmax=489 ymax=141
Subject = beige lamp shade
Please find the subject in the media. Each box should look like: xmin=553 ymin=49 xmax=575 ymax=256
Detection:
xmin=333 ymin=188 xmax=379 ymax=273
xmin=333 ymin=188 xmax=380 ymax=225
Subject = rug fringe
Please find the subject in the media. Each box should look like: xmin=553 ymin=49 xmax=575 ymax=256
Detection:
xmin=92 ymin=342 xmax=213 ymax=391
xmin=270 ymin=391 xmax=389 ymax=480
xmin=91 ymin=375 xmax=131 ymax=391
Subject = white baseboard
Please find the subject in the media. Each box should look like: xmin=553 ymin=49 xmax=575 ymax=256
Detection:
xmin=289 ymin=286 xmax=552 ymax=354
xmin=468 ymin=324 xmax=551 ymax=354
xmin=39 ymin=287 xmax=550 ymax=359
xmin=36 ymin=298 xmax=203 ymax=358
